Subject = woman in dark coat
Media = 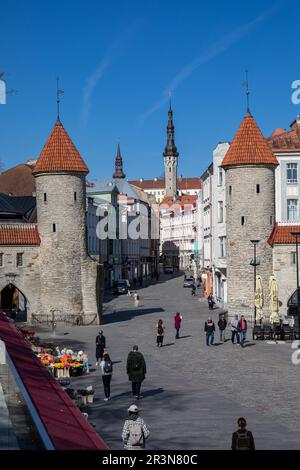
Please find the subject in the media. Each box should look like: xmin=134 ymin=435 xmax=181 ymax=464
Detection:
xmin=126 ymin=345 xmax=146 ymax=399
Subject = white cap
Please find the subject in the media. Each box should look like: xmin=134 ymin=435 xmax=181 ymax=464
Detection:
xmin=128 ymin=404 xmax=139 ymax=413
xmin=78 ymin=351 xmax=83 ymax=355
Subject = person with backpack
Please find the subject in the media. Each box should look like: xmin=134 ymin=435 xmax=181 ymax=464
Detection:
xmin=231 ymin=417 xmax=255 ymax=451
xmin=156 ymin=319 xmax=165 ymax=347
xmin=100 ymin=352 xmax=113 ymax=401
xmin=174 ymin=312 xmax=182 ymax=339
xmin=126 ymin=345 xmax=147 ymax=399
xmin=95 ymin=330 xmax=106 ymax=366
xmin=122 ymin=404 xmax=150 ymax=450
xmin=204 ymin=317 xmax=215 ymax=346
xmin=217 ymin=314 xmax=227 ymax=342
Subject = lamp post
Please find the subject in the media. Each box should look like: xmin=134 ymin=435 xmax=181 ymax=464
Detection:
xmin=290 ymin=231 xmax=300 ymax=336
xmin=250 ymin=240 xmax=260 ymax=325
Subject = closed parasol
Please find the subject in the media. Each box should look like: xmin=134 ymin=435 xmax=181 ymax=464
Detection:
xmin=269 ymin=275 xmax=280 ymax=324
xmin=255 ymin=275 xmax=264 ymax=322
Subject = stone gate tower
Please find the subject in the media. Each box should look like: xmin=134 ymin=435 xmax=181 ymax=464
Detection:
xmin=221 ymin=112 xmax=278 ymax=319
xmin=163 ymin=105 xmax=179 ymax=198
xmin=33 ymin=118 xmax=100 ymax=324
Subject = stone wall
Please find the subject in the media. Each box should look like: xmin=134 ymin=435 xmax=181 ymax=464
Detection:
xmin=0 ymin=246 xmax=40 ymax=322
xmin=273 ymin=244 xmax=297 ymax=317
xmin=225 ymin=165 xmax=276 ymax=319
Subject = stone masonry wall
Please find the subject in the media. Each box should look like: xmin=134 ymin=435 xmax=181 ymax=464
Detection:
xmin=225 ymin=166 xmax=275 ymax=320
xmin=273 ymin=244 xmax=297 ymax=318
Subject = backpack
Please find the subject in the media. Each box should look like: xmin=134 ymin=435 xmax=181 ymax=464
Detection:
xmin=128 ymin=422 xmax=143 ymax=446
xmin=132 ymin=354 xmax=142 ymax=371
xmin=236 ymin=430 xmax=251 ymax=450
xmin=157 ymin=325 xmax=163 ymax=335
xmin=104 ymin=361 xmax=113 ymax=374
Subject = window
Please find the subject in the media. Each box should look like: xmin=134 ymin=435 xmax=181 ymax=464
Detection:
xmin=256 ymin=184 xmax=260 ymax=194
xmin=218 ymin=167 xmax=223 ymax=186
xmin=74 ymin=192 xmax=77 ymax=201
xmin=229 ymin=185 xmax=232 ymax=195
xmin=0 ymin=253 xmax=3 ymax=267
xmin=287 ymin=163 xmax=298 ymax=183
xmin=44 ymin=193 xmax=47 ymax=202
xmin=16 ymin=253 xmax=23 ymax=267
xmin=270 ymin=215 xmax=273 ymax=225
xmin=218 ymin=201 xmax=224 ymax=223
xmin=53 ymin=223 xmax=56 ymax=233
xmin=219 ymin=236 xmax=226 ymax=258
xmin=287 ymin=199 xmax=298 ymax=221
xmin=292 ymin=252 xmax=297 ymax=265
xmin=241 ymin=216 xmax=245 ymax=225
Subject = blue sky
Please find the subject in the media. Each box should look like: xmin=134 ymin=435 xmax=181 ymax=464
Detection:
xmin=1 ymin=0 xmax=299 ymax=180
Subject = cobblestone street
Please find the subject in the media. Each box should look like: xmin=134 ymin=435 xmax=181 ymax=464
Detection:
xmin=37 ymin=273 xmax=300 ymax=450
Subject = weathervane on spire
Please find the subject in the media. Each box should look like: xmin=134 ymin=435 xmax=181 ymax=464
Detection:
xmin=56 ymin=77 xmax=64 ymax=119
xmin=241 ymin=69 xmax=250 ymax=113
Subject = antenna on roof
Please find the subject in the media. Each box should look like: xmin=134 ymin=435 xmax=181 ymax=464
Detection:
xmin=56 ymin=77 xmax=64 ymax=120
xmin=241 ymin=69 xmax=250 ymax=114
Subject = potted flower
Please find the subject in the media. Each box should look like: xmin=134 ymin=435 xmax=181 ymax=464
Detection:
xmin=86 ymin=386 xmax=95 ymax=404
xmin=77 ymin=389 xmax=88 ymax=405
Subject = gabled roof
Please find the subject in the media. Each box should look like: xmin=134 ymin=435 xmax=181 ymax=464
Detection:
xmin=268 ymin=223 xmax=300 ymax=246
xmin=267 ymin=117 xmax=300 ymax=152
xmin=0 ymin=224 xmax=40 ymax=245
xmin=0 ymin=194 xmax=36 ymax=221
xmin=33 ymin=119 xmax=89 ymax=175
xmin=129 ymin=178 xmax=202 ymax=190
xmin=222 ymin=112 xmax=278 ymax=168
xmin=0 ymin=164 xmax=36 ymax=196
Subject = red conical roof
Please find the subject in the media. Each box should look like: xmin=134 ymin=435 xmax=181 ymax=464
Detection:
xmin=33 ymin=119 xmax=89 ymax=175
xmin=221 ymin=112 xmax=278 ymax=168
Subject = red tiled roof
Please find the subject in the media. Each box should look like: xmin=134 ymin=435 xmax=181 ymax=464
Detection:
xmin=129 ymin=178 xmax=202 ymax=190
xmin=267 ymin=118 xmax=300 ymax=152
xmin=0 ymin=224 xmax=40 ymax=245
xmin=222 ymin=113 xmax=278 ymax=167
xmin=0 ymin=312 xmax=107 ymax=450
xmin=268 ymin=223 xmax=300 ymax=246
xmin=33 ymin=119 xmax=89 ymax=175
xmin=160 ymin=194 xmax=197 ymax=208
xmin=0 ymin=164 xmax=36 ymax=196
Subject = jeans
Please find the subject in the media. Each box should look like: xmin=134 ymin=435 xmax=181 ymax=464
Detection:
xmin=102 ymin=375 xmax=112 ymax=398
xmin=231 ymin=330 xmax=240 ymax=344
xmin=175 ymin=328 xmax=180 ymax=339
xmin=132 ymin=382 xmax=141 ymax=397
xmin=240 ymin=330 xmax=247 ymax=347
xmin=219 ymin=330 xmax=225 ymax=342
xmin=83 ymin=359 xmax=89 ymax=373
xmin=206 ymin=332 xmax=214 ymax=346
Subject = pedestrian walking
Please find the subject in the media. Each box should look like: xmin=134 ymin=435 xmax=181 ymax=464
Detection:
xmin=231 ymin=417 xmax=255 ymax=451
xmin=100 ymin=352 xmax=113 ymax=401
xmin=122 ymin=404 xmax=150 ymax=450
xmin=156 ymin=319 xmax=165 ymax=347
xmin=230 ymin=315 xmax=240 ymax=344
xmin=78 ymin=350 xmax=89 ymax=373
xmin=95 ymin=330 xmax=106 ymax=366
xmin=174 ymin=312 xmax=182 ymax=339
xmin=218 ymin=314 xmax=227 ymax=342
xmin=208 ymin=293 xmax=215 ymax=310
xmin=191 ymin=284 xmax=196 ymax=296
xmin=126 ymin=345 xmax=147 ymax=399
xmin=204 ymin=317 xmax=215 ymax=346
xmin=237 ymin=315 xmax=248 ymax=348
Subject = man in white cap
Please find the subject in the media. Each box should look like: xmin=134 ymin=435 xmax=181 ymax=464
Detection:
xmin=121 ymin=404 xmax=150 ymax=450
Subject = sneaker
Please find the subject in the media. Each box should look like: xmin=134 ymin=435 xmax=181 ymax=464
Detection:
xmin=95 ymin=362 xmax=98 ymax=366
xmin=104 ymin=398 xmax=109 ymax=401
xmin=134 ymin=395 xmax=139 ymax=399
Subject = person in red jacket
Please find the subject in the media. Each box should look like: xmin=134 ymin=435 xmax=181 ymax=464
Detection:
xmin=174 ymin=312 xmax=183 ymax=339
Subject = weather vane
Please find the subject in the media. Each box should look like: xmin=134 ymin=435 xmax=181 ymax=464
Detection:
xmin=241 ymin=69 xmax=250 ymax=113
xmin=56 ymin=77 xmax=64 ymax=119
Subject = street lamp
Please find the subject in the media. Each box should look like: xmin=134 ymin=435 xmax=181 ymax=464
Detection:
xmin=290 ymin=231 xmax=300 ymax=336
xmin=250 ymin=240 xmax=260 ymax=325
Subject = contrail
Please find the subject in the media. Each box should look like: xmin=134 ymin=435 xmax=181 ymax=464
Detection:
xmin=82 ymin=20 xmax=141 ymax=125
xmin=138 ymin=3 xmax=282 ymax=125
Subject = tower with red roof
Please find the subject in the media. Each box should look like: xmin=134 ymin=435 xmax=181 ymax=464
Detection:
xmin=222 ymin=111 xmax=279 ymax=319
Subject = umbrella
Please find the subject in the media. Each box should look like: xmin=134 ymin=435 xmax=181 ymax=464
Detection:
xmin=269 ymin=275 xmax=280 ymax=324
xmin=255 ymin=275 xmax=264 ymax=322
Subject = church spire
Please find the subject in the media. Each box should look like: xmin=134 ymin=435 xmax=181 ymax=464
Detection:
xmin=163 ymin=104 xmax=179 ymax=158
xmin=112 ymin=143 xmax=126 ymax=179
xmin=163 ymin=105 xmax=179 ymax=198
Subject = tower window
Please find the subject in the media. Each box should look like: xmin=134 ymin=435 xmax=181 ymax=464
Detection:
xmin=16 ymin=253 xmax=23 ymax=267
xmin=0 ymin=253 xmax=3 ymax=267
xmin=44 ymin=193 xmax=47 ymax=202
xmin=270 ymin=215 xmax=273 ymax=225
xmin=241 ymin=216 xmax=245 ymax=226
xmin=74 ymin=192 xmax=77 ymax=201
xmin=169 ymin=167 xmax=171 ymax=172
xmin=53 ymin=223 xmax=56 ymax=233
xmin=256 ymin=184 xmax=260 ymax=194
xmin=229 ymin=185 xmax=232 ymax=195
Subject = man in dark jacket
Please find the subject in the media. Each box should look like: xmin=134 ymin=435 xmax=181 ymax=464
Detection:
xmin=204 ymin=317 xmax=215 ymax=346
xmin=95 ymin=330 xmax=106 ymax=366
xmin=232 ymin=417 xmax=255 ymax=451
xmin=237 ymin=315 xmax=247 ymax=348
xmin=218 ymin=314 xmax=227 ymax=342
xmin=127 ymin=345 xmax=147 ymax=399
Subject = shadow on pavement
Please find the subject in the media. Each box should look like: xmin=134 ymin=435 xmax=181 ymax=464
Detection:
xmin=177 ymin=335 xmax=192 ymax=340
xmin=104 ymin=308 xmax=165 ymax=324
xmin=161 ymin=343 xmax=175 ymax=348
